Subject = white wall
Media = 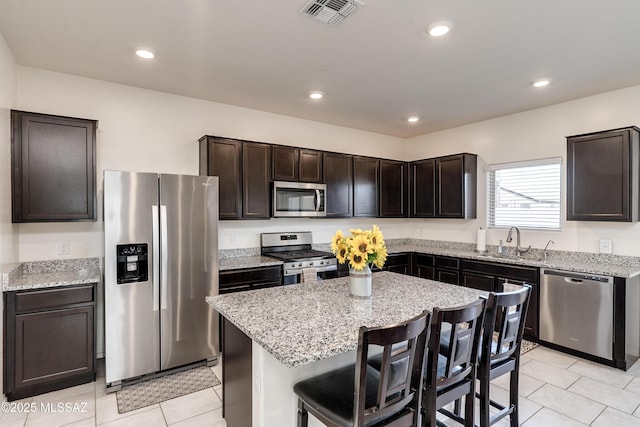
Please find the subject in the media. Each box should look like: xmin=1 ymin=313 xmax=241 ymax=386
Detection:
xmin=13 ymin=66 xmax=406 ymax=260
xmin=11 ymin=65 xmax=640 ymax=259
xmin=405 ymin=85 xmax=640 ymax=256
xmin=0 ymin=31 xmax=17 ymax=404
xmin=0 ymin=33 xmax=17 ymax=267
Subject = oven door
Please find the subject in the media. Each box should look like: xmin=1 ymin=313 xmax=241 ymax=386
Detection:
xmin=273 ymin=181 xmax=326 ymax=217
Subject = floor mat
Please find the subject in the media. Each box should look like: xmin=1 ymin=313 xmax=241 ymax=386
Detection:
xmin=116 ymin=366 xmax=221 ymax=413
xmin=521 ymin=339 xmax=539 ymax=354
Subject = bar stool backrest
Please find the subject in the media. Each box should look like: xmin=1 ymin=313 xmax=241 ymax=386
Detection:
xmin=354 ymin=310 xmax=430 ymax=426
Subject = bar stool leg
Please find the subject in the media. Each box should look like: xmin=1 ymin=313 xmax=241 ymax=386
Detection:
xmin=510 ymin=370 xmax=519 ymax=427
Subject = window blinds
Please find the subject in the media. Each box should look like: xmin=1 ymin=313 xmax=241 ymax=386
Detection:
xmin=487 ymin=158 xmax=562 ymax=230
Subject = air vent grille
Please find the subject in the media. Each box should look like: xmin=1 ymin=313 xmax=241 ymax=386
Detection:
xmin=300 ymin=0 xmax=364 ymax=26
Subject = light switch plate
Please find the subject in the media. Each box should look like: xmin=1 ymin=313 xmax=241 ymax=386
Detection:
xmin=599 ymin=239 xmax=612 ymax=254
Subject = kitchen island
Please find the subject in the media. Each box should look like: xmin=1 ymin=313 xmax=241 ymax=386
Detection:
xmin=206 ymin=271 xmax=484 ymax=427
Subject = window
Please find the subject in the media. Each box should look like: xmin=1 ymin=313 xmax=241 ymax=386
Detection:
xmin=487 ymin=158 xmax=561 ymax=230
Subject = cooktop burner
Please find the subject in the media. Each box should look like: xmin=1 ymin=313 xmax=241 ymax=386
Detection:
xmin=264 ymin=249 xmax=333 ymax=262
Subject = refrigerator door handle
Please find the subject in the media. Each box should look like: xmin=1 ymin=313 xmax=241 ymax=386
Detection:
xmin=160 ymin=205 xmax=169 ymax=310
xmin=152 ymin=205 xmax=160 ymax=311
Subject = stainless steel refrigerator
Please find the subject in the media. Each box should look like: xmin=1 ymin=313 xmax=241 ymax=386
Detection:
xmin=103 ymin=171 xmax=219 ymax=390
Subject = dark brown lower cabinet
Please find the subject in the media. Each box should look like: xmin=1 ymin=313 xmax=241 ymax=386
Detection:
xmin=4 ymin=284 xmax=96 ymax=401
xmin=434 ymin=256 xmax=460 ymax=285
xmin=461 ymin=259 xmax=539 ymax=339
xmin=372 ymin=253 xmax=412 ymax=274
xmin=414 ymin=254 xmax=435 ymax=280
xmin=222 ymin=318 xmax=252 ymax=427
xmin=219 ymin=266 xmax=282 ymax=294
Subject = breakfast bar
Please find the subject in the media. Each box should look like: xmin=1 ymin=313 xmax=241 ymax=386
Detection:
xmin=206 ymin=271 xmax=484 ymax=427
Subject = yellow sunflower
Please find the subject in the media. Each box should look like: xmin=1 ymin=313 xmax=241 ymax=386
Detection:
xmin=372 ymin=245 xmax=388 ymax=269
xmin=349 ymin=251 xmax=368 ymax=270
xmin=370 ymin=224 xmax=385 ymax=250
xmin=330 ymin=225 xmax=387 ymax=271
xmin=336 ymin=242 xmax=349 ymax=264
xmin=351 ymin=234 xmax=373 ymax=257
xmin=349 ymin=228 xmax=365 ymax=236
xmin=330 ymin=230 xmax=345 ymax=253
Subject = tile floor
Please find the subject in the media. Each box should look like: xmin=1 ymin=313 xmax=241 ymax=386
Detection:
xmin=1 ymin=345 xmax=640 ymax=426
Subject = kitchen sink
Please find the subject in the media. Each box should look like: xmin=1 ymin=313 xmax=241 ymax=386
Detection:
xmin=476 ymin=253 xmax=513 ymax=260
xmin=476 ymin=253 xmax=547 ymax=263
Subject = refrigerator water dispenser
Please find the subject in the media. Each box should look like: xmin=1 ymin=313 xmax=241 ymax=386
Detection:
xmin=116 ymin=243 xmax=148 ymax=284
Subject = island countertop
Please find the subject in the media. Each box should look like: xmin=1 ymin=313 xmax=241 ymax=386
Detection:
xmin=206 ymin=271 xmax=484 ymax=368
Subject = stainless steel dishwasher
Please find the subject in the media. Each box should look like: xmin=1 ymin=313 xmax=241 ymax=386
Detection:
xmin=540 ymin=269 xmax=614 ymax=359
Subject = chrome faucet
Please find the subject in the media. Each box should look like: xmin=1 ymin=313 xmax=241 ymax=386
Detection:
xmin=506 ymin=226 xmax=531 ymax=257
xmin=542 ymin=240 xmax=555 ymax=261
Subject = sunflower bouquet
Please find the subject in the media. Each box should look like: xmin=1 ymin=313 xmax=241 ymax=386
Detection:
xmin=330 ymin=225 xmax=388 ymax=271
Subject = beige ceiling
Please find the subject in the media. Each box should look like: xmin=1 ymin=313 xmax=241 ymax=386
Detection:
xmin=1 ymin=0 xmax=640 ymax=138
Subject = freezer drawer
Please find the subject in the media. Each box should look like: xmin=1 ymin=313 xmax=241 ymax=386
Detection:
xmin=539 ymin=269 xmax=613 ymax=359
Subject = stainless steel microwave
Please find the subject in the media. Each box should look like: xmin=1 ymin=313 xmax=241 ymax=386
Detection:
xmin=272 ymin=181 xmax=326 ymax=217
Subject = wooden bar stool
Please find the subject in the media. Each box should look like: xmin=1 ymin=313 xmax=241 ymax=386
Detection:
xmin=476 ymin=285 xmax=531 ymax=427
xmin=293 ymin=310 xmax=431 ymax=426
xmin=421 ymin=298 xmax=486 ymax=427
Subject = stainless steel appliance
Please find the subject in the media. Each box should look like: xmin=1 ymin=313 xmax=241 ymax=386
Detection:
xmin=540 ymin=268 xmax=613 ymax=359
xmin=104 ymin=171 xmax=219 ymax=390
xmin=272 ymin=181 xmax=326 ymax=217
xmin=261 ymin=231 xmax=337 ymax=284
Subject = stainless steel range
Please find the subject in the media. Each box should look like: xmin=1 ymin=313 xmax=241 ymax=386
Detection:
xmin=261 ymin=232 xmax=337 ymax=285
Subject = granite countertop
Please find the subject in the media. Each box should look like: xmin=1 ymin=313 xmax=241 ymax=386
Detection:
xmin=218 ymin=240 xmax=640 ymax=278
xmin=384 ymin=243 xmax=640 ymax=278
xmin=219 ymin=256 xmax=282 ymax=271
xmin=2 ymin=258 xmax=101 ymax=292
xmin=206 ymin=271 xmax=483 ymax=367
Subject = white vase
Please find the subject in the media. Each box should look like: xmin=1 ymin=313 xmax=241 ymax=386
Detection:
xmin=349 ymin=265 xmax=372 ymax=298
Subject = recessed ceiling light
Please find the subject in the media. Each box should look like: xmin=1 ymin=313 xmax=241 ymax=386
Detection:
xmin=309 ymin=91 xmax=324 ymax=100
xmin=532 ymin=79 xmax=550 ymax=88
xmin=427 ymin=21 xmax=452 ymax=37
xmin=136 ymin=49 xmax=155 ymax=59
xmin=407 ymin=116 xmax=420 ymax=123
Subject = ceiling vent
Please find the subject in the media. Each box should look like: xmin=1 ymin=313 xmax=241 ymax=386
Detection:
xmin=300 ymin=0 xmax=364 ymax=26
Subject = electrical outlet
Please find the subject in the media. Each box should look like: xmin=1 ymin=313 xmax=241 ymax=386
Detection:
xmin=599 ymin=239 xmax=612 ymax=254
xmin=58 ymin=241 xmax=70 ymax=255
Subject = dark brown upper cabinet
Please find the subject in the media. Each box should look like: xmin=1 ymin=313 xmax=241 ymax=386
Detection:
xmin=272 ymin=145 xmax=322 ymax=183
xmin=567 ymin=126 xmax=640 ymax=221
xmin=410 ymin=159 xmax=435 ymax=217
xmin=411 ymin=153 xmax=477 ymax=219
xmin=379 ymin=159 xmax=408 ymax=217
xmin=199 ymin=136 xmax=271 ymax=219
xmin=199 ymin=136 xmax=243 ymax=219
xmin=437 ymin=154 xmax=477 ymax=218
xmin=353 ymin=156 xmax=379 ymax=217
xmin=242 ymin=141 xmax=271 ymax=219
xmin=11 ymin=110 xmax=97 ymax=222
xmin=323 ymin=152 xmax=353 ymax=217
